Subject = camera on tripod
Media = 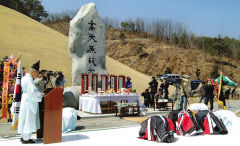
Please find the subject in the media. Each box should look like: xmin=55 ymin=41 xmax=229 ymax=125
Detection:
xmin=41 ymin=71 xmax=59 ymax=88
xmin=173 ymin=79 xmax=182 ymax=87
xmin=46 ymin=71 xmax=58 ymax=78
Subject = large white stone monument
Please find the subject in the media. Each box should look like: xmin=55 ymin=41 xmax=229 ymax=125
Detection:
xmin=68 ymin=3 xmax=108 ymax=86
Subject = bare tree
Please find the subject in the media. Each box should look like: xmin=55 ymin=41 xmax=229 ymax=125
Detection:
xmin=135 ymin=17 xmax=145 ymax=34
xmin=102 ymin=17 xmax=120 ymax=28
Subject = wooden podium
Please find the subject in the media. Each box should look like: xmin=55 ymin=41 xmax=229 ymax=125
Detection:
xmin=37 ymin=87 xmax=63 ymax=144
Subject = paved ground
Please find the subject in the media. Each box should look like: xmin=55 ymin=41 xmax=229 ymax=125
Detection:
xmin=1 ymin=99 xmax=239 ymax=138
xmin=213 ymin=99 xmax=240 ymax=113
xmin=0 ymin=112 xmax=167 ymax=138
xmin=0 ymin=116 xmax=139 ymax=137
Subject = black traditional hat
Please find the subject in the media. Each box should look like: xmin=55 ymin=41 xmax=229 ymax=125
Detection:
xmin=31 ymin=60 xmax=40 ymax=71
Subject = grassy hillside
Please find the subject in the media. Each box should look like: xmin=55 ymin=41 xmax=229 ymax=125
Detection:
xmin=43 ymin=18 xmax=240 ymax=84
xmin=0 ymin=5 xmax=153 ymax=93
xmin=0 ymin=5 xmax=71 ymax=85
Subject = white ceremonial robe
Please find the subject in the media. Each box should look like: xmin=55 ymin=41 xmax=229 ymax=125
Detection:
xmin=18 ymin=73 xmax=43 ymax=138
xmin=62 ymin=107 xmax=77 ymax=133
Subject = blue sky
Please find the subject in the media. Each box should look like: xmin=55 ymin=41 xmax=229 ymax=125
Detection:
xmin=42 ymin=0 xmax=240 ymax=39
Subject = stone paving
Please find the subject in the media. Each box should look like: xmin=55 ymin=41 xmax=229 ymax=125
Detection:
xmin=213 ymin=99 xmax=240 ymax=113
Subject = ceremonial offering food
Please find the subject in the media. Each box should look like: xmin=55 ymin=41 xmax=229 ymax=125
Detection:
xmin=104 ymin=90 xmax=108 ymax=94
xmin=109 ymin=88 xmax=114 ymax=93
xmin=158 ymin=99 xmax=168 ymax=102
xmin=89 ymin=91 xmax=96 ymax=94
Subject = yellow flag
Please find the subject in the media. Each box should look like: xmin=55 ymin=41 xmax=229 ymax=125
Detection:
xmin=217 ymin=71 xmax=226 ymax=110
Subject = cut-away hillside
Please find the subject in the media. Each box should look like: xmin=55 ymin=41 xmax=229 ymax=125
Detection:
xmin=43 ymin=19 xmax=240 ymax=84
xmin=0 ymin=5 xmax=153 ymax=93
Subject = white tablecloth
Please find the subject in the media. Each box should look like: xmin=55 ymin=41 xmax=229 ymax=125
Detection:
xmin=79 ymin=93 xmax=142 ymax=114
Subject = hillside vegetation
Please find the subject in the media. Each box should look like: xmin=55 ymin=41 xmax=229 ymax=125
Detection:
xmin=43 ymin=17 xmax=240 ymax=83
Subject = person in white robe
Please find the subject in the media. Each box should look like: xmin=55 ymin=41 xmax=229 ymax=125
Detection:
xmin=18 ymin=61 xmax=44 ymax=144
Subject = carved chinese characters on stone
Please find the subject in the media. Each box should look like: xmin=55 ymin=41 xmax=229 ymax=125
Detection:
xmin=68 ymin=3 xmax=108 ymax=86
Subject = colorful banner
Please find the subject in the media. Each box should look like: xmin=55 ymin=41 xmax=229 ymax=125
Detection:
xmin=217 ymin=71 xmax=222 ymax=100
xmin=11 ymin=61 xmax=23 ymax=130
xmin=1 ymin=62 xmax=10 ymax=119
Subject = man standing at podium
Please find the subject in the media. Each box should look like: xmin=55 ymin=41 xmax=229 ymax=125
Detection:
xmin=18 ymin=61 xmax=44 ymax=144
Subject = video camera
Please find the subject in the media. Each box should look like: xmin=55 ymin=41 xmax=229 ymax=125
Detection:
xmin=41 ymin=70 xmax=59 ymax=88
xmin=173 ymin=79 xmax=182 ymax=87
xmin=45 ymin=71 xmax=58 ymax=78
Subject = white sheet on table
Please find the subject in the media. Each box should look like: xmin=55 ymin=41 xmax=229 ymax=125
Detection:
xmin=79 ymin=94 xmax=142 ymax=114
xmin=79 ymin=95 xmax=101 ymax=114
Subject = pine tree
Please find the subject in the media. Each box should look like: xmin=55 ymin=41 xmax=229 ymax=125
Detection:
xmin=0 ymin=0 xmax=48 ymax=21
xmin=164 ymin=67 xmax=172 ymax=74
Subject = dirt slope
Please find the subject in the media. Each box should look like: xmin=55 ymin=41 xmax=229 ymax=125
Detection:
xmin=0 ymin=5 xmax=152 ymax=93
xmin=44 ymin=19 xmax=240 ymax=84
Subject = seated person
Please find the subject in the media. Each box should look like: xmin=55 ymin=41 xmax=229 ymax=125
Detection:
xmin=154 ymin=88 xmax=164 ymax=102
xmin=125 ymin=77 xmax=132 ymax=89
xmin=160 ymin=78 xmax=169 ymax=99
xmin=141 ymin=89 xmax=151 ymax=108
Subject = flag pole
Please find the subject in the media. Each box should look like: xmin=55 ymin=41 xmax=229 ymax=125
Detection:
xmin=11 ymin=60 xmax=23 ymax=130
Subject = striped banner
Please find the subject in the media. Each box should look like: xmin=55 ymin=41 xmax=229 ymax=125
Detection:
xmin=1 ymin=62 xmax=10 ymax=120
xmin=11 ymin=61 xmax=23 ymax=130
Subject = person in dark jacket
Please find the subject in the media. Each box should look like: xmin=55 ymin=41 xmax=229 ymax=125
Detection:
xmin=149 ymin=76 xmax=158 ymax=107
xmin=231 ymin=86 xmax=236 ymax=98
xmin=204 ymin=79 xmax=214 ymax=110
xmin=225 ymin=88 xmax=231 ymax=100
xmin=160 ymin=78 xmax=169 ymax=99
xmin=219 ymin=87 xmax=226 ymax=107
xmin=224 ymin=88 xmax=231 ymax=107
xmin=168 ymin=110 xmax=181 ymax=132
xmin=199 ymin=82 xmax=206 ymax=103
xmin=141 ymin=89 xmax=151 ymax=108
xmin=195 ymin=110 xmax=228 ymax=135
xmin=139 ymin=115 xmax=175 ymax=143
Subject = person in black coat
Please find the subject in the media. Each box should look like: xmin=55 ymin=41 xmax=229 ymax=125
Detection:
xmin=149 ymin=76 xmax=158 ymax=107
xmin=204 ymin=79 xmax=214 ymax=110
xmin=160 ymin=78 xmax=169 ymax=99
xmin=231 ymin=87 xmax=236 ymax=98
xmin=141 ymin=89 xmax=151 ymax=108
xmin=225 ymin=88 xmax=231 ymax=100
